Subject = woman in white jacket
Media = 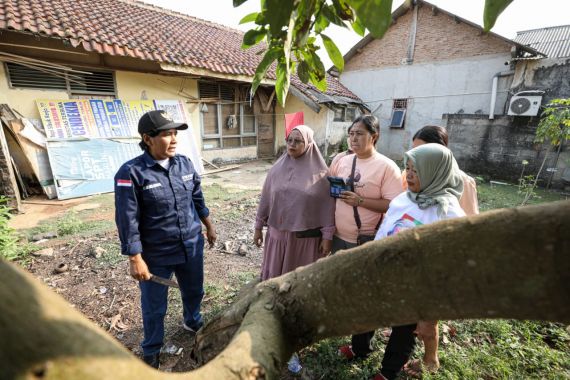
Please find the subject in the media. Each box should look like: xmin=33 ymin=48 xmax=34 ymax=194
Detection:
xmin=373 ymin=143 xmax=466 ymax=380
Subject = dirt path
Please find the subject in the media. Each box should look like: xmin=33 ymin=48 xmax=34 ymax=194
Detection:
xmin=15 ymin=160 xmax=273 ymax=373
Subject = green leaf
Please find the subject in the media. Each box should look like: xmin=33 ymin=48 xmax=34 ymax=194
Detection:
xmin=483 ymin=0 xmax=514 ymax=31
xmin=308 ymin=51 xmax=327 ymax=92
xmin=297 ymin=60 xmax=310 ymax=83
xmin=251 ymin=49 xmax=280 ymax=96
xmin=276 ymin=62 xmax=290 ymax=106
xmin=314 ymin=13 xmax=330 ymax=34
xmin=233 ymin=0 xmax=249 ymax=6
xmin=309 ymin=70 xmax=327 ymax=92
xmin=332 ymin=0 xmax=355 ymax=21
xmin=322 ymin=4 xmax=346 ymax=27
xmin=351 ymin=16 xmax=366 ymax=36
xmin=310 ymin=51 xmax=325 ymax=73
xmin=347 ymin=0 xmax=392 ymax=38
xmin=265 ymin=0 xmax=295 ymax=36
xmin=242 ymin=29 xmax=266 ymax=49
xmin=239 ymin=12 xmax=259 ymax=24
xmin=321 ymin=34 xmax=344 ymax=72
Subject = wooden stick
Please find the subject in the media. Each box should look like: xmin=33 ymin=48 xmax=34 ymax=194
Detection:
xmin=202 ymin=165 xmax=241 ymax=176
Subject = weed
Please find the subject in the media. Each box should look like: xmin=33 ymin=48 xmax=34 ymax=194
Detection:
xmin=0 ymin=196 xmax=19 ymax=260
xmin=94 ymin=241 xmax=123 ymax=268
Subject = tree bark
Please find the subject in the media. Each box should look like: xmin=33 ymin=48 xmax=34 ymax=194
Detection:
xmin=1 ymin=201 xmax=569 ymax=380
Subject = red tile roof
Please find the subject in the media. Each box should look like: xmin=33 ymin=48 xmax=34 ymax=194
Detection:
xmin=0 ymin=0 xmax=362 ymax=102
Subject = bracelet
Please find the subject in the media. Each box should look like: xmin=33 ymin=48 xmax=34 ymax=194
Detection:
xmin=357 ymin=196 xmax=364 ymax=205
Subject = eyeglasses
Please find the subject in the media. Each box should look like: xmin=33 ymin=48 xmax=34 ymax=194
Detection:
xmin=285 ymin=138 xmax=304 ymax=146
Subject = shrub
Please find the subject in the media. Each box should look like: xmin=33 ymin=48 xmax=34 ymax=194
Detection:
xmin=0 ymin=196 xmax=19 ymax=260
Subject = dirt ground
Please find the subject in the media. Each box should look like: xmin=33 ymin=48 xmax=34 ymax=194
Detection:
xmin=12 ymin=159 xmax=275 ymax=373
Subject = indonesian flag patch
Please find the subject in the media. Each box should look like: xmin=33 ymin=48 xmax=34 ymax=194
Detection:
xmin=117 ymin=179 xmax=132 ymax=187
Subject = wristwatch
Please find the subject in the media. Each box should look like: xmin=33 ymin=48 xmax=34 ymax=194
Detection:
xmin=357 ymin=196 xmax=364 ymax=205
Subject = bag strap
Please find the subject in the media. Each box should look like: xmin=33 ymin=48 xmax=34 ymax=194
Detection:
xmin=350 ymin=155 xmax=362 ymax=231
xmin=351 ymin=154 xmax=383 ymax=232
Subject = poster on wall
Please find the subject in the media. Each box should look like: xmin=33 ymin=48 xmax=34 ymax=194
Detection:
xmin=154 ymin=100 xmax=204 ymax=174
xmin=123 ymin=100 xmax=155 ymax=136
xmin=46 ymin=139 xmax=141 ymax=200
xmin=36 ymin=98 xmax=203 ymax=199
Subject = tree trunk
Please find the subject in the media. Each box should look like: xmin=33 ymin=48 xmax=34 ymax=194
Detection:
xmin=1 ymin=201 xmax=569 ymax=380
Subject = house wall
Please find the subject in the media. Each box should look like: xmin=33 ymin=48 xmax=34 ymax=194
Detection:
xmin=0 ymin=63 xmax=71 ymax=121
xmin=444 ymin=114 xmax=570 ymax=189
xmin=512 ymin=58 xmax=570 ymax=103
xmin=114 ymin=70 xmax=205 ymax=157
xmin=277 ymin=95 xmax=329 ymax=153
xmin=340 ymin=4 xmax=513 ymax=160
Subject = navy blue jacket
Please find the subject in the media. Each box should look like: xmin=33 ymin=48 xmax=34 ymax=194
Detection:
xmin=114 ymin=151 xmax=209 ymax=266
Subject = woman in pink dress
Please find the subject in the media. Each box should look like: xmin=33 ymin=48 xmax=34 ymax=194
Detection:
xmin=253 ymin=124 xmax=335 ymax=373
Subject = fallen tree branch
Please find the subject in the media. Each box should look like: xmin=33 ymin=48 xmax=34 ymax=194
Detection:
xmin=1 ymin=201 xmax=568 ymax=379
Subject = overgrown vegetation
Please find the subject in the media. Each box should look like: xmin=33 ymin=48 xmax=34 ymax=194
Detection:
xmin=519 ymin=98 xmax=570 ymax=205
xmin=0 ymin=196 xmax=19 ymax=260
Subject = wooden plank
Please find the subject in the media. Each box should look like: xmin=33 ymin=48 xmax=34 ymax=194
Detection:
xmin=202 ymin=164 xmax=241 ymax=176
xmin=0 ymin=121 xmax=21 ymax=211
xmin=10 ymin=156 xmax=29 ymax=198
xmin=201 ymin=157 xmax=220 ymax=169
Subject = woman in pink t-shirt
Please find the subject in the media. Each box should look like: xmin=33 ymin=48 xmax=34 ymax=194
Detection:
xmin=330 ymin=115 xmax=404 ymax=361
xmin=402 ymin=125 xmax=479 ymax=216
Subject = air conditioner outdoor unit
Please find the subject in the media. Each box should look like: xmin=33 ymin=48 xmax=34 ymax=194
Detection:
xmin=507 ymin=91 xmax=543 ymax=116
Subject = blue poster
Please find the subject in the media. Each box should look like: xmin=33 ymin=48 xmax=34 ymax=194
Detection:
xmin=46 ymin=139 xmax=141 ymax=199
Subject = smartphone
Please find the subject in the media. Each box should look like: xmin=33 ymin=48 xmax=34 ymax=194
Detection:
xmin=327 ymin=176 xmax=350 ymax=198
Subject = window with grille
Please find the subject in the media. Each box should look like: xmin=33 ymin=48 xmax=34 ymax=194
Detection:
xmin=389 ymin=98 xmax=408 ymax=128
xmin=199 ymin=81 xmax=257 ymax=150
xmin=5 ymin=62 xmax=116 ymax=96
xmin=333 ymin=105 xmax=358 ymax=122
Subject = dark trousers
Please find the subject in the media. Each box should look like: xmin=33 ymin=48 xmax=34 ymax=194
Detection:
xmin=380 ymin=324 xmax=417 ymax=380
xmin=333 ymin=236 xmax=416 ymax=379
xmin=139 ymin=237 xmax=204 ymax=356
xmin=332 ymin=236 xmax=375 ymax=356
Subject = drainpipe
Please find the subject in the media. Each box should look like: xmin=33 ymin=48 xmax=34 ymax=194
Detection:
xmin=489 ymin=70 xmax=514 ymax=119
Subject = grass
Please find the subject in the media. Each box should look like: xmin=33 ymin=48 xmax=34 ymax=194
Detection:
xmin=293 ymin=179 xmax=570 ymax=379
xmin=477 ymin=180 xmax=568 ymax=212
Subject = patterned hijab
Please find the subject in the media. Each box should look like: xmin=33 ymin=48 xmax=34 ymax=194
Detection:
xmin=405 ymin=143 xmax=463 ymax=217
xmin=256 ymin=125 xmax=335 ymax=231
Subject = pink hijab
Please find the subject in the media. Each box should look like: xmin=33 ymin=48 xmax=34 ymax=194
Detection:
xmin=256 ymin=125 xmax=335 ymax=231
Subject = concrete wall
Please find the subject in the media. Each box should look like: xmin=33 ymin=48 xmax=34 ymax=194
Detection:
xmin=512 ymin=58 xmax=570 ymax=103
xmin=342 ymin=53 xmax=512 ymax=159
xmin=444 ymin=114 xmax=570 ymax=188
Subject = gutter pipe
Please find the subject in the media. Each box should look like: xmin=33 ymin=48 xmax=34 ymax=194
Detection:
xmin=489 ymin=70 xmax=514 ymax=119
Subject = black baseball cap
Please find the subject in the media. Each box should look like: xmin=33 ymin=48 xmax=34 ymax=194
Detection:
xmin=138 ymin=110 xmax=188 ymax=135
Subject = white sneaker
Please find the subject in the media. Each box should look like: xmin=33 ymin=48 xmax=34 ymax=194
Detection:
xmin=287 ymin=352 xmax=302 ymax=374
xmin=182 ymin=322 xmax=202 ymax=333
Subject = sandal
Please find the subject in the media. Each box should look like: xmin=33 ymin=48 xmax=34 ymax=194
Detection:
xmin=338 ymin=345 xmax=356 ymax=360
xmin=403 ymin=359 xmax=439 ymax=378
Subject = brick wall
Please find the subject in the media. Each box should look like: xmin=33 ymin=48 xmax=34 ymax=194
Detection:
xmin=345 ymin=3 xmax=511 ymax=72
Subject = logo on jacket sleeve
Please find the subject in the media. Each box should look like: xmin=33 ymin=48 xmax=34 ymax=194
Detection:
xmin=117 ymin=179 xmax=132 ymax=187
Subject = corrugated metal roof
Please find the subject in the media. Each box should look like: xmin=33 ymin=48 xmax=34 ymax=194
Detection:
xmin=514 ymin=25 xmax=570 ymax=58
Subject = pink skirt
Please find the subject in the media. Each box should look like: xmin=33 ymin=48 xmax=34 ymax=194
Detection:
xmin=261 ymin=226 xmax=323 ymax=281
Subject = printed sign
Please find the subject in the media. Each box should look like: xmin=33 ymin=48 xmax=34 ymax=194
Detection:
xmin=46 ymin=139 xmax=141 ymax=199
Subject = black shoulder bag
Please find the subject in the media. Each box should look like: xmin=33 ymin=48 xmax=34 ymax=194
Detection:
xmin=350 ymin=155 xmax=382 ymax=246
